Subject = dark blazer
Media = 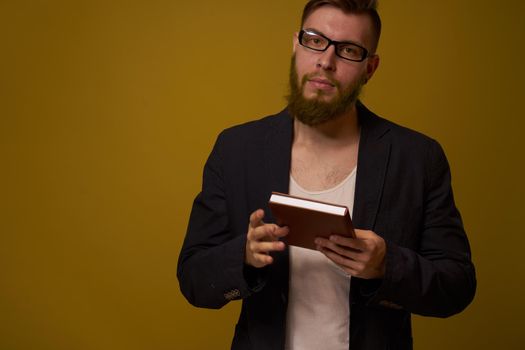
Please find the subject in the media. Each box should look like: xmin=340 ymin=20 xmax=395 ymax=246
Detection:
xmin=177 ymin=103 xmax=476 ymax=350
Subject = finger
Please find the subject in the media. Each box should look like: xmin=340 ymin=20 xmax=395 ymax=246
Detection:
xmin=318 ymin=246 xmax=362 ymax=272
xmin=329 ymin=235 xmax=366 ymax=251
xmin=250 ymin=240 xmax=285 ymax=254
xmin=353 ymin=229 xmax=375 ymax=239
xmin=250 ymin=224 xmax=277 ymax=241
xmin=272 ymin=226 xmax=289 ymax=239
xmin=249 ymin=209 xmax=265 ymax=228
xmin=316 ymin=237 xmax=360 ymax=260
xmin=253 ymin=253 xmax=273 ymax=266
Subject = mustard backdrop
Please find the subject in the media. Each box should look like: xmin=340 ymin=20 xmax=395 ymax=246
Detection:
xmin=1 ymin=0 xmax=524 ymax=349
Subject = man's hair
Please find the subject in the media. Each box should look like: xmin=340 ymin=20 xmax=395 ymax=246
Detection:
xmin=300 ymin=0 xmax=381 ymax=53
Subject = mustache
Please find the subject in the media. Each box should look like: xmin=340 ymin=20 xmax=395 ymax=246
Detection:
xmin=301 ymin=73 xmax=339 ymax=89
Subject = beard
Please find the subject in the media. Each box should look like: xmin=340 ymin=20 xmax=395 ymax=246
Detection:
xmin=286 ymin=54 xmax=366 ymax=126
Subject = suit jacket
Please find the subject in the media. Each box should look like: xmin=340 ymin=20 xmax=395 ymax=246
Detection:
xmin=177 ymin=103 xmax=476 ymax=350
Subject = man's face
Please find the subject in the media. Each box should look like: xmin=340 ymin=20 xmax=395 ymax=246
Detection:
xmin=288 ymin=6 xmax=379 ymax=125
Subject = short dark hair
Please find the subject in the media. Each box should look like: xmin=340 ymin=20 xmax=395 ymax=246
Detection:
xmin=300 ymin=0 xmax=381 ymax=53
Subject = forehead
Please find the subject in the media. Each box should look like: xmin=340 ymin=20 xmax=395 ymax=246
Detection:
xmin=302 ymin=6 xmax=374 ymax=46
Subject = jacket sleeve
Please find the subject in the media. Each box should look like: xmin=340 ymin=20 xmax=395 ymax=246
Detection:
xmin=177 ymin=132 xmax=265 ymax=309
xmin=363 ymin=139 xmax=476 ymax=317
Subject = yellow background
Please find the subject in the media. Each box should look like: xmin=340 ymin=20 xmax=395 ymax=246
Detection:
xmin=1 ymin=0 xmax=524 ymax=349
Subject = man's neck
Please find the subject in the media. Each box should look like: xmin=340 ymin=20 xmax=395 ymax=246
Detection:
xmin=293 ymin=104 xmax=360 ymax=149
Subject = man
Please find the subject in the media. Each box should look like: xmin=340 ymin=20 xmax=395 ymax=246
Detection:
xmin=177 ymin=0 xmax=476 ymax=349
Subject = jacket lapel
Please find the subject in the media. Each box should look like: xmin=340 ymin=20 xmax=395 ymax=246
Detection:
xmin=353 ymin=103 xmax=392 ymax=231
xmin=263 ymin=109 xmax=294 ymax=221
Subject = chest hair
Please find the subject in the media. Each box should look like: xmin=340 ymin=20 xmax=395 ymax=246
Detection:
xmin=291 ymin=149 xmax=357 ymax=191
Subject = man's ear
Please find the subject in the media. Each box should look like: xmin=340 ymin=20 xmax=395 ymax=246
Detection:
xmin=365 ymin=54 xmax=380 ymax=83
xmin=292 ymin=32 xmax=299 ymax=53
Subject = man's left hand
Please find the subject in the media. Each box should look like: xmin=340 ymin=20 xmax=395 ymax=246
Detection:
xmin=315 ymin=229 xmax=386 ymax=279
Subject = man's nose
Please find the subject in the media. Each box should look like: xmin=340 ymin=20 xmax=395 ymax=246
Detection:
xmin=316 ymin=44 xmax=337 ymax=71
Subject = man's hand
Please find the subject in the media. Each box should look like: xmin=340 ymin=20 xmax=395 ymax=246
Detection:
xmin=315 ymin=229 xmax=386 ymax=279
xmin=245 ymin=209 xmax=289 ymax=268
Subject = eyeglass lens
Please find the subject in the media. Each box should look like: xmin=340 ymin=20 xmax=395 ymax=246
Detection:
xmin=300 ymin=30 xmax=367 ymax=62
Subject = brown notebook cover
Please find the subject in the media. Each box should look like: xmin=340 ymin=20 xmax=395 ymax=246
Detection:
xmin=268 ymin=191 xmax=355 ymax=250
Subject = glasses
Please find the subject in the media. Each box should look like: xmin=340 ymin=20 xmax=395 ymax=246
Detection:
xmin=298 ymin=29 xmax=370 ymax=62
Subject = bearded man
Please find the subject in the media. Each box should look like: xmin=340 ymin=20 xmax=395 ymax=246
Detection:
xmin=177 ymin=1 xmax=476 ymax=349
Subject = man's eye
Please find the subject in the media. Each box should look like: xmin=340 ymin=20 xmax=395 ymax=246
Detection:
xmin=305 ymin=35 xmax=325 ymax=47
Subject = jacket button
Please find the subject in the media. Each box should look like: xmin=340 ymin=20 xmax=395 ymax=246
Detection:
xmin=224 ymin=289 xmax=241 ymax=300
xmin=379 ymin=300 xmax=403 ymax=310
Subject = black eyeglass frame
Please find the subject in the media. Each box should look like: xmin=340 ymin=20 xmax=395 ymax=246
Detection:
xmin=298 ymin=29 xmax=370 ymax=62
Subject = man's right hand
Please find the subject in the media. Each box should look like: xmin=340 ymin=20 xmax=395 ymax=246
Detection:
xmin=245 ymin=209 xmax=289 ymax=268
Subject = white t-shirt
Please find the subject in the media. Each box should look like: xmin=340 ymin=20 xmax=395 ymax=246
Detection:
xmin=285 ymin=167 xmax=357 ymax=350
